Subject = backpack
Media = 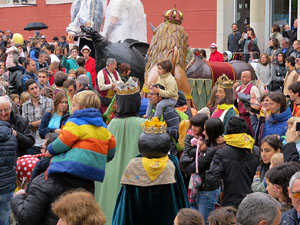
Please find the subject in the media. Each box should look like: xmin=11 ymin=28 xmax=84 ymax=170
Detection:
xmin=157 ymin=108 xmax=189 ymax=151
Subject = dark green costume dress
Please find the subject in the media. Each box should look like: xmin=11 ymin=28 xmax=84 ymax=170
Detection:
xmin=112 ymin=155 xmax=189 ymax=225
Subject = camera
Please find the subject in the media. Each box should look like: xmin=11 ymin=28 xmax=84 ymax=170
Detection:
xmin=296 ymin=122 xmax=300 ymax=132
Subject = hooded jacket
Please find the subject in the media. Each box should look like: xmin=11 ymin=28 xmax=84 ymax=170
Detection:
xmin=205 ymin=143 xmax=260 ymax=208
xmin=11 ymin=173 xmax=94 ymax=225
xmin=8 ymin=110 xmax=35 ymax=156
xmin=47 ymin=108 xmax=116 ymax=182
xmin=0 ymin=121 xmax=17 ymax=194
xmin=263 ymin=107 xmax=292 ymax=138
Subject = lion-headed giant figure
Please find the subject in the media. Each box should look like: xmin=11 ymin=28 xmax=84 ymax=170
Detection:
xmin=144 ymin=8 xmax=191 ymax=98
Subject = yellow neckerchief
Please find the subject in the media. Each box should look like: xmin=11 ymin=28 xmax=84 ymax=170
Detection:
xmin=224 ymin=133 xmax=254 ymax=152
xmin=216 ymin=104 xmax=239 ymax=115
xmin=142 ymin=155 xmax=169 ymax=181
xmin=217 ymin=104 xmax=234 ymax=110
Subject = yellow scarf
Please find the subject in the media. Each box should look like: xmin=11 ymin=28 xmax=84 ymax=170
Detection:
xmin=216 ymin=104 xmax=239 ymax=115
xmin=217 ymin=104 xmax=234 ymax=110
xmin=142 ymin=155 xmax=169 ymax=181
xmin=224 ymin=133 xmax=254 ymax=151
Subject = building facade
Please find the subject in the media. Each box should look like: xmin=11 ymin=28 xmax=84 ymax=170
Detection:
xmin=0 ymin=0 xmax=295 ymax=52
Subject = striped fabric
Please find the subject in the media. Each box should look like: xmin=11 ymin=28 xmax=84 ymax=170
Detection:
xmin=47 ymin=108 xmax=116 ymax=182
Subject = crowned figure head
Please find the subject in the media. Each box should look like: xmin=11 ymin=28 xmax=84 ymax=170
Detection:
xmin=164 ymin=7 xmax=183 ymax=25
xmin=215 ymin=74 xmax=235 ymax=105
xmin=138 ymin=118 xmax=170 ymax=158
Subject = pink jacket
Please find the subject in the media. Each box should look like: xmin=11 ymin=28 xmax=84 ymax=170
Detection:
xmin=5 ymin=46 xmax=19 ymax=69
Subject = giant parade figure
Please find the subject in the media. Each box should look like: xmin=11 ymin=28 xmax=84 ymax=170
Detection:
xmin=102 ymin=0 xmax=147 ymax=43
xmin=144 ymin=8 xmax=192 ymax=99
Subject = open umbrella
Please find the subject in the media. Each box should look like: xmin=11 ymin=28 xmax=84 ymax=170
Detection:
xmin=24 ymin=22 xmax=48 ymax=31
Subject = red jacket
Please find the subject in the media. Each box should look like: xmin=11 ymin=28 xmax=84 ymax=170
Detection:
xmin=85 ymin=56 xmax=97 ymax=88
xmin=209 ymin=51 xmax=224 ymax=62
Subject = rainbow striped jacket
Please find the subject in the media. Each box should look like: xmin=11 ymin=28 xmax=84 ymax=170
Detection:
xmin=47 ymin=108 xmax=116 ymax=182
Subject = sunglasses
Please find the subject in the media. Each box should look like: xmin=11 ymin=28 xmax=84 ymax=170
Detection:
xmin=292 ymin=192 xmax=300 ymax=199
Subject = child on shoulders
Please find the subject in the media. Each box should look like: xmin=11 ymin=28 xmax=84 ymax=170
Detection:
xmin=146 ymin=59 xmax=178 ymax=118
xmin=46 ymin=90 xmax=116 ymax=182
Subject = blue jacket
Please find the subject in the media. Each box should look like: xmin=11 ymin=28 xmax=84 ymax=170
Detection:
xmin=22 ymin=71 xmax=38 ymax=91
xmin=281 ymin=208 xmax=298 ymax=225
xmin=0 ymin=121 xmax=18 ymax=194
xmin=39 ymin=111 xmax=69 ymax=139
xmin=263 ymin=108 xmax=292 ymax=138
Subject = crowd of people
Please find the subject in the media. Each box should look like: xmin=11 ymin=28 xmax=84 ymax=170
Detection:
xmin=0 ymin=19 xmax=299 ymax=225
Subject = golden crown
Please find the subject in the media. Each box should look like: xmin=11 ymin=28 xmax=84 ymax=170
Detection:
xmin=116 ymin=77 xmax=140 ymax=95
xmin=216 ymin=74 xmax=234 ymax=89
xmin=141 ymin=117 xmax=167 ymax=134
xmin=164 ymin=7 xmax=183 ymax=25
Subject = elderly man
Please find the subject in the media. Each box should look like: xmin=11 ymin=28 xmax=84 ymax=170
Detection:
xmin=237 ymin=192 xmax=281 ymax=225
xmin=76 ymin=75 xmax=90 ymax=92
xmin=36 ymin=50 xmax=49 ymax=71
xmin=234 ymin=70 xmax=260 ymax=133
xmin=0 ymin=96 xmax=34 ymax=156
xmin=291 ymin=40 xmax=300 ymax=59
xmin=81 ymin=45 xmax=97 ymax=88
xmin=211 ymin=74 xmax=238 ymax=128
xmin=281 ymin=38 xmax=294 ymax=57
xmin=0 ymin=100 xmax=18 ymax=225
xmin=97 ymin=58 xmax=121 ymax=114
xmin=281 ymin=171 xmax=300 ymax=224
xmin=148 ymin=83 xmax=180 ymax=155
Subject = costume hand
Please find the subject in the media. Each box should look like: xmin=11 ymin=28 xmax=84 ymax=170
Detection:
xmin=44 ymin=151 xmax=52 ymax=158
xmin=14 ymin=189 xmax=26 ymax=197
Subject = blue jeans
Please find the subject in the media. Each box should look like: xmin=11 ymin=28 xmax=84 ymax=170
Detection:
xmin=0 ymin=191 xmax=14 ymax=225
xmin=195 ymin=188 xmax=220 ymax=225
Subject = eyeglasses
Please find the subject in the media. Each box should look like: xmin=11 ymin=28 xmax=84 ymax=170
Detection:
xmin=0 ymin=108 xmax=10 ymax=113
xmin=292 ymin=192 xmax=300 ymax=199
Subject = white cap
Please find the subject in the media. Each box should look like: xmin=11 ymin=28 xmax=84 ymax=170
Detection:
xmin=81 ymin=45 xmax=91 ymax=53
xmin=210 ymin=43 xmax=218 ymax=48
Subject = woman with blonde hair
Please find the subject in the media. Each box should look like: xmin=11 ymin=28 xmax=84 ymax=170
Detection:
xmin=52 ymin=190 xmax=106 ymax=225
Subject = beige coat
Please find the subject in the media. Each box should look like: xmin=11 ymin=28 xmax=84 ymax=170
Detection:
xmin=157 ymin=72 xmax=178 ymax=101
xmin=284 ymin=69 xmax=300 ymax=96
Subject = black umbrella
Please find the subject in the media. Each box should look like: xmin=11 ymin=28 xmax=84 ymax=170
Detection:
xmin=24 ymin=22 xmax=48 ymax=31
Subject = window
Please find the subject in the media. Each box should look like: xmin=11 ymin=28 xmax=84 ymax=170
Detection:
xmin=46 ymin=0 xmax=73 ymax=4
xmin=0 ymin=0 xmax=36 ymax=7
xmin=236 ymin=0 xmax=250 ymax=32
xmin=272 ymin=0 xmax=298 ymax=28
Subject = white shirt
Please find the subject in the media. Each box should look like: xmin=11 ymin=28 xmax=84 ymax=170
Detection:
xmin=50 ymin=54 xmax=60 ymax=63
xmin=97 ymin=68 xmax=121 ymax=91
xmin=236 ymin=82 xmax=260 ymax=100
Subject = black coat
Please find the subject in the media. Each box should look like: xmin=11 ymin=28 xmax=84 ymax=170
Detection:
xmin=9 ymin=69 xmax=23 ymax=95
xmin=8 ymin=110 xmax=35 ymax=156
xmin=283 ymin=142 xmax=300 ymax=162
xmin=11 ymin=173 xmax=94 ymax=225
xmin=180 ymin=133 xmax=220 ymax=191
xmin=0 ymin=121 xmax=17 ymax=195
xmin=205 ymin=144 xmax=260 ymax=208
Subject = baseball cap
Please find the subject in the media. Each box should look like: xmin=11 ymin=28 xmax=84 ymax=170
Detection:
xmin=210 ymin=43 xmax=218 ymax=48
